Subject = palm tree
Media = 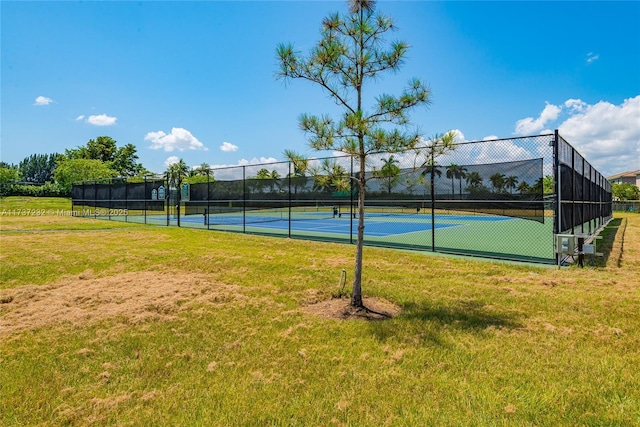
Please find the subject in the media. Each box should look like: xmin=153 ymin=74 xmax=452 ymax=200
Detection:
xmin=466 ymin=171 xmax=483 ymax=189
xmin=188 ymin=163 xmax=213 ymax=181
xmin=445 ymin=164 xmax=457 ymax=196
xmin=374 ymin=155 xmax=401 ymax=193
xmin=489 ymin=173 xmax=506 ymax=193
xmin=166 ymin=159 xmax=189 ymax=190
xmin=505 ymin=175 xmax=519 ymax=194
xmin=414 ymin=132 xmax=456 ymax=200
xmin=531 ymin=178 xmax=544 ymax=195
xmin=517 ymin=181 xmax=531 ymax=194
xmin=445 ymin=164 xmax=467 ymax=197
xmin=253 ymin=168 xmax=281 ymax=193
xmin=454 ymin=164 xmax=468 ymax=196
xmin=165 ymin=159 xmax=190 ymax=225
xmin=197 ymin=162 xmax=211 ymax=177
xmin=255 ymin=168 xmax=271 ymax=180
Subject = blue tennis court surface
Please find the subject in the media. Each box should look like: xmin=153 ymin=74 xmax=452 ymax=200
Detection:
xmin=245 ymin=218 xmax=459 ymax=237
xmin=150 ymin=213 xmax=513 ymax=237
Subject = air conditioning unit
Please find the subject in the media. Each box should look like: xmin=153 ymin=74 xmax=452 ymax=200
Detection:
xmin=556 ymin=234 xmax=576 ymax=255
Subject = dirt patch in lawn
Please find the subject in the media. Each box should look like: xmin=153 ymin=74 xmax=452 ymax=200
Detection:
xmin=0 ymin=270 xmax=242 ymax=338
xmin=0 ymin=269 xmax=402 ymax=338
xmin=302 ymin=296 xmax=401 ymax=321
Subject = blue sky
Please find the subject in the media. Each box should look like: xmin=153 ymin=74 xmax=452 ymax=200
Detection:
xmin=2 ymin=1 xmax=639 ymax=178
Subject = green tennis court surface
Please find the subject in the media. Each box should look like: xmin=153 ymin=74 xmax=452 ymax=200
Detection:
xmin=128 ymin=211 xmax=555 ymax=262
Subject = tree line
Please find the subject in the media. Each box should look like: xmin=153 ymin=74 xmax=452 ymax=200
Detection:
xmin=0 ymin=136 xmax=148 ymax=196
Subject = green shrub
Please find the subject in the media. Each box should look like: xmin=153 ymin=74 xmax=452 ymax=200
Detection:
xmin=0 ymin=182 xmax=69 ymax=197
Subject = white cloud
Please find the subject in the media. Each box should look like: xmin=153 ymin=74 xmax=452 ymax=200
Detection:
xmin=475 ymin=140 xmax=531 ymax=164
xmin=482 ymin=135 xmax=499 ymax=141
xmin=164 ymin=156 xmax=181 ymax=167
xmin=586 ymin=52 xmax=600 ymax=63
xmin=449 ymin=129 xmax=466 ymax=143
xmin=209 ymin=156 xmax=281 ymax=170
xmin=390 ymin=130 xmax=465 ymax=169
xmin=558 ymin=96 xmax=640 ymax=176
xmin=34 ymin=96 xmax=54 ymax=106
xmin=515 ymin=102 xmax=562 ymax=135
xmin=145 ymin=127 xmax=208 ymax=152
xmin=208 ymin=157 xmax=281 ymax=180
xmin=86 ymin=114 xmax=117 ymax=126
xmin=564 ymin=99 xmax=588 ymax=113
xmin=220 ymin=142 xmax=238 ymax=152
xmin=76 ymin=115 xmax=85 ymax=121
xmin=238 ymin=157 xmax=278 ymax=166
xmin=514 ymin=96 xmax=640 ymax=176
xmin=413 ymin=129 xmax=467 ymax=148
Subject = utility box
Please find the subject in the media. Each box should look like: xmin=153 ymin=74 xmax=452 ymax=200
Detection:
xmin=556 ymin=234 xmax=576 ymax=255
xmin=580 ymin=235 xmax=603 ymax=258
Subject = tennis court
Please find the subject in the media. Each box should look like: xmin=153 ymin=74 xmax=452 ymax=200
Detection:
xmin=72 ymin=133 xmax=612 ymax=265
xmin=131 ymin=209 xmax=552 ymax=262
xmin=160 ymin=211 xmax=478 ymax=237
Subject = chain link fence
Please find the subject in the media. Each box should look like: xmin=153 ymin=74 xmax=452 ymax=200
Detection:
xmin=72 ymin=132 xmax=612 ymax=264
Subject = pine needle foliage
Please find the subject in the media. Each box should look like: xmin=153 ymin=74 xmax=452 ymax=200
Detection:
xmin=276 ymin=0 xmax=431 ymax=307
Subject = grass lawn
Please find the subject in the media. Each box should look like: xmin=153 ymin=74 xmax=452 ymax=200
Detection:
xmin=1 ymin=196 xmax=639 ymax=426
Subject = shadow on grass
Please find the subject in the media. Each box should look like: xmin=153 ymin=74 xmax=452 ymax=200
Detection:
xmin=594 ymin=218 xmax=622 ymax=266
xmin=368 ymin=299 xmax=524 ymax=346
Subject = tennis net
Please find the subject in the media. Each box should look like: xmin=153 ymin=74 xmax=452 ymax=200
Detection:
xmin=198 ymin=205 xmax=339 ymax=226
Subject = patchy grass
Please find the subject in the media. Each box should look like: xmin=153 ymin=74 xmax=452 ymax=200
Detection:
xmin=0 ymin=196 xmax=141 ymax=231
xmin=1 ymin=198 xmax=639 ymax=426
xmin=1 ymin=196 xmax=72 ymax=211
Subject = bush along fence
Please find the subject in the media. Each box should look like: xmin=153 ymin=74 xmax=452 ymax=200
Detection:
xmin=0 ymin=182 xmax=69 ymax=198
xmin=72 ymin=131 xmax=612 ymax=265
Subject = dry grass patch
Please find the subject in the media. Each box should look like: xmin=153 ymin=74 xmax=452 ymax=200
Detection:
xmin=0 ymin=270 xmax=244 ymax=338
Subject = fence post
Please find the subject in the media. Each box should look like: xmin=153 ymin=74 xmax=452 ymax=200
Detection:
xmin=571 ymin=147 xmax=575 ymax=235
xmin=177 ymin=179 xmax=181 ymax=227
xmin=166 ymin=175 xmax=170 ymax=226
xmin=207 ymin=173 xmax=211 ymax=230
xmin=554 ymin=130 xmax=561 ymax=267
xmin=430 ymin=150 xmax=436 ymax=252
xmin=124 ymin=178 xmax=128 ymax=223
xmin=144 ymin=177 xmax=147 ymax=224
xmin=581 ymin=157 xmax=585 ymax=234
xmin=288 ymin=161 xmax=292 ymax=238
xmin=350 ymin=156 xmax=354 ymax=244
xmin=108 ymin=178 xmax=112 ymax=220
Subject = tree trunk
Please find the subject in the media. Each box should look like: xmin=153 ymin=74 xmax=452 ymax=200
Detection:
xmin=351 ymin=155 xmax=366 ymax=308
